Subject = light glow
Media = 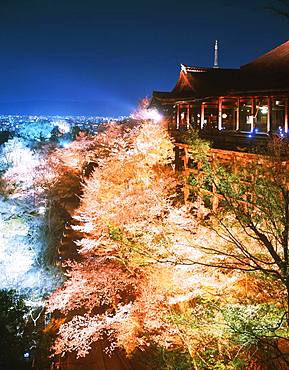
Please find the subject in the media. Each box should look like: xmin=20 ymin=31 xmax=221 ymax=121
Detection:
xmin=38 ymin=206 xmax=46 ymax=215
xmin=54 ymin=120 xmax=70 ymax=133
xmin=132 ymin=108 xmax=162 ymax=123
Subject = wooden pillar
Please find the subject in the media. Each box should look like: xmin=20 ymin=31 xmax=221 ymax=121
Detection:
xmin=285 ymin=98 xmax=288 ymax=133
xmin=211 ymin=153 xmax=219 ymax=211
xmin=186 ymin=105 xmax=190 ymax=130
xmin=236 ymin=98 xmax=240 ymax=131
xmin=183 ymin=145 xmax=190 ymax=204
xmin=267 ymin=96 xmax=271 ymax=133
xmin=218 ymin=97 xmax=222 ymax=130
xmin=201 ymin=102 xmax=205 ymax=129
xmin=176 ymin=104 xmax=180 ymax=130
xmin=251 ymin=97 xmax=254 ymax=132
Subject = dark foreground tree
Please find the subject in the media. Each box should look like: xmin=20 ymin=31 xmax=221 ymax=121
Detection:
xmin=0 ymin=289 xmax=53 ymax=370
xmin=0 ymin=290 xmax=32 ymax=369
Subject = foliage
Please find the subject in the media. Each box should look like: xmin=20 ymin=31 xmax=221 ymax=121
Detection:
xmin=17 ymin=120 xmax=56 ymax=144
xmin=46 ymin=122 xmax=289 ymax=368
xmin=188 ymin=138 xmax=289 ymax=285
xmin=47 ymin=120 xmax=178 ymax=360
xmin=0 ymin=132 xmax=63 ymax=368
xmin=179 ymin=128 xmax=211 ymax=161
xmin=0 ymin=138 xmax=40 ymax=188
xmin=0 ymin=289 xmax=54 ymax=370
xmin=0 ymin=289 xmax=29 ymax=369
xmin=222 ymin=303 xmax=287 ymax=345
xmin=134 ymin=344 xmax=193 ymax=370
xmin=0 ymin=175 xmax=60 ymax=296
xmin=185 ymin=136 xmax=289 ymax=366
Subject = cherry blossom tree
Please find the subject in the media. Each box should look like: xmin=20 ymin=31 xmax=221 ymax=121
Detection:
xmin=47 ymin=120 xmax=183 ymax=358
xmin=47 ymin=120 xmax=288 ymax=368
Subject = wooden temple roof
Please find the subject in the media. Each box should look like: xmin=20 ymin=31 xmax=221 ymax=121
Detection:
xmin=152 ymin=40 xmax=289 ymax=105
xmin=242 ymin=40 xmax=289 ymax=72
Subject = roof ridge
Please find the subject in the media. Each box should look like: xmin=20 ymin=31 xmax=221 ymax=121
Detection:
xmin=241 ymin=39 xmax=289 ymax=70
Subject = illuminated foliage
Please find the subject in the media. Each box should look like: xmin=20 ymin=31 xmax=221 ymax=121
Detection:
xmin=46 ymin=122 xmax=289 ymax=368
xmin=185 ymin=136 xmax=289 ymax=366
xmin=47 ymin=120 xmax=182 ymax=358
xmin=190 ymin=139 xmax=289 ymax=298
xmin=17 ymin=120 xmax=56 ymax=143
xmin=0 ymin=137 xmax=60 ymax=297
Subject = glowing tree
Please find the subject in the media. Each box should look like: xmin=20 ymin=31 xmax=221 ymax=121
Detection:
xmin=47 ymin=120 xmax=289 ymax=368
xmin=47 ymin=120 xmax=183 ymax=359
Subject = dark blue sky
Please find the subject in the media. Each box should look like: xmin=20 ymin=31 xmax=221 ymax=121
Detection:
xmin=0 ymin=0 xmax=288 ymax=116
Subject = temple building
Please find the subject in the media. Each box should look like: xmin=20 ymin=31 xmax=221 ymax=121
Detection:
xmin=151 ymin=40 xmax=289 ymax=150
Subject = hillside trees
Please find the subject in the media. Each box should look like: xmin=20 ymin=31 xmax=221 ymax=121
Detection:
xmin=187 ymin=137 xmax=289 ymax=365
xmin=47 ymin=120 xmax=182 ymax=360
xmin=47 ymin=120 xmax=289 ymax=368
xmin=49 ymin=120 xmax=239 ymax=368
xmin=36 ymin=121 xmax=140 ymax=262
xmin=0 ymin=136 xmax=63 ymax=369
xmin=190 ymin=139 xmax=289 ymax=303
xmin=0 ymin=289 xmax=34 ymax=369
xmin=0 ymin=289 xmax=55 ymax=370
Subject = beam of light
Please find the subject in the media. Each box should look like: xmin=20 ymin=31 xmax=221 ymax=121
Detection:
xmin=131 ymin=108 xmax=162 ymax=123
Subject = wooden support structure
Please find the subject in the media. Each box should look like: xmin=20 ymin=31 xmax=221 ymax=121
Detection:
xmin=251 ymin=97 xmax=255 ymax=132
xmin=267 ymin=96 xmax=271 ymax=133
xmin=186 ymin=105 xmax=190 ymax=129
xmin=236 ymin=98 xmax=240 ymax=131
xmin=174 ymin=142 xmax=289 ymax=210
xmin=200 ymin=102 xmax=205 ymax=129
xmin=285 ymin=98 xmax=288 ymax=133
xmin=218 ymin=97 xmax=222 ymax=131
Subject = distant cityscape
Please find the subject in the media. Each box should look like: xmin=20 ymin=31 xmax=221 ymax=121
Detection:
xmin=0 ymin=115 xmax=129 ymax=134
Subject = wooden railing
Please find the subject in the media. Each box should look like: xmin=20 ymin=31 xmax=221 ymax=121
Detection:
xmin=175 ymin=143 xmax=289 ymax=210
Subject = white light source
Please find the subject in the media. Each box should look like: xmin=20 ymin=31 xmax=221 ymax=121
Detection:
xmin=260 ymin=106 xmax=268 ymax=114
xmin=38 ymin=206 xmax=46 ymax=215
xmin=131 ymin=108 xmax=162 ymax=123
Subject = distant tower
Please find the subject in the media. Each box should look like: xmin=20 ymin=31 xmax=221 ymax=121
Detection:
xmin=213 ymin=40 xmax=219 ymax=68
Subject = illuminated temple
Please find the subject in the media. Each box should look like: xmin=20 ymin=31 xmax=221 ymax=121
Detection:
xmin=151 ymin=40 xmax=289 ymax=150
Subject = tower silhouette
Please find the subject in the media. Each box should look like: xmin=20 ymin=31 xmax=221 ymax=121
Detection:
xmin=213 ymin=40 xmax=219 ymax=68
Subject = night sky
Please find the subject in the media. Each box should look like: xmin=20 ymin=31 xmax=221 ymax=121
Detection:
xmin=0 ymin=0 xmax=288 ymax=116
